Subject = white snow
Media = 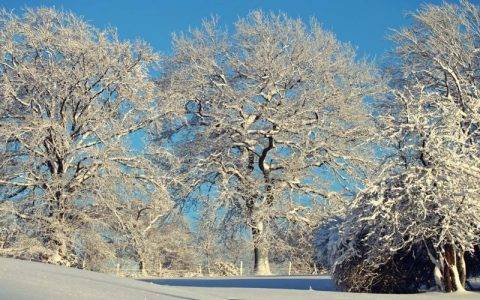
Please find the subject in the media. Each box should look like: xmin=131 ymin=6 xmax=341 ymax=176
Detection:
xmin=0 ymin=257 xmax=478 ymax=300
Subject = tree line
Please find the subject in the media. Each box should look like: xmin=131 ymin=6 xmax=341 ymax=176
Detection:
xmin=0 ymin=0 xmax=479 ymax=293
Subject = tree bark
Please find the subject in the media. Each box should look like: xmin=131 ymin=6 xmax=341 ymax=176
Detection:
xmin=441 ymin=244 xmax=466 ymax=292
xmin=252 ymin=221 xmax=271 ymax=276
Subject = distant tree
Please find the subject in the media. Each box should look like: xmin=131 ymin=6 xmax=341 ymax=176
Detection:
xmin=156 ymin=11 xmax=379 ymax=275
xmin=332 ymin=0 xmax=480 ymax=293
xmin=100 ymin=183 xmax=174 ymax=276
xmin=270 ymin=203 xmax=325 ymax=274
xmin=190 ymin=204 xmax=251 ymax=276
xmin=194 ymin=206 xmax=224 ymax=275
xmin=0 ymin=8 xmax=165 ymax=266
xmin=313 ymin=216 xmax=343 ymax=272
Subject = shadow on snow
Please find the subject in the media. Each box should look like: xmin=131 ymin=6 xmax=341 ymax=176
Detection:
xmin=142 ymin=276 xmax=337 ymax=291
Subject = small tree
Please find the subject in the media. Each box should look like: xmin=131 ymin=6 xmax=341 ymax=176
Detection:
xmin=0 ymin=8 xmax=163 ymax=266
xmin=100 ymin=183 xmax=173 ymax=276
xmin=332 ymin=0 xmax=480 ymax=292
xmin=333 ymin=165 xmax=480 ymax=292
xmin=270 ymin=203 xmax=325 ymax=274
xmin=156 ymin=11 xmax=379 ymax=275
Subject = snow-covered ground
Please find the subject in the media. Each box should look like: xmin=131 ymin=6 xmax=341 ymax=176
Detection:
xmin=0 ymin=257 xmax=478 ymax=300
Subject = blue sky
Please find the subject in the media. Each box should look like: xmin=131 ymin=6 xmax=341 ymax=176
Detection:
xmin=2 ymin=0 xmax=474 ymax=58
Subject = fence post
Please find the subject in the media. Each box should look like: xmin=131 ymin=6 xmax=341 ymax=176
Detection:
xmin=240 ymin=260 xmax=243 ymax=276
xmin=288 ymin=261 xmax=292 ymax=276
xmin=116 ymin=263 xmax=120 ymax=276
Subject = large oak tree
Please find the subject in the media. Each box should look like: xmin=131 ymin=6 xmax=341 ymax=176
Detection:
xmin=157 ymin=11 xmax=379 ymax=274
xmin=0 ymin=8 xmax=167 ymax=266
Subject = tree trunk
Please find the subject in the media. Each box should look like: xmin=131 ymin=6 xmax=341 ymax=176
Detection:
xmin=252 ymin=221 xmax=271 ymax=275
xmin=441 ymin=244 xmax=466 ymax=292
xmin=139 ymin=259 xmax=148 ymax=277
xmin=457 ymin=249 xmax=466 ymax=288
xmin=474 ymin=245 xmax=480 ymax=280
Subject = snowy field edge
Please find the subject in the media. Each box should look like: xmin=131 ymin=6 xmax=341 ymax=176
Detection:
xmin=0 ymin=257 xmax=478 ymax=300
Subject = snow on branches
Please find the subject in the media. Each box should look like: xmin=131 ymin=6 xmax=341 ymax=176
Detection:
xmin=0 ymin=8 xmax=170 ymax=268
xmin=329 ymin=0 xmax=480 ymax=293
xmin=156 ymin=11 xmax=380 ymax=275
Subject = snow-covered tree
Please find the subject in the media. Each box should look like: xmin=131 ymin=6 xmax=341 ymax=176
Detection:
xmin=100 ymin=182 xmax=175 ymax=276
xmin=155 ymin=11 xmax=379 ymax=275
xmin=269 ymin=203 xmax=326 ymax=274
xmin=0 ymin=8 xmax=166 ymax=266
xmin=333 ymin=165 xmax=480 ymax=292
xmin=314 ymin=216 xmax=343 ymax=271
xmin=332 ymin=0 xmax=480 ymax=292
xmin=193 ymin=205 xmax=247 ymax=276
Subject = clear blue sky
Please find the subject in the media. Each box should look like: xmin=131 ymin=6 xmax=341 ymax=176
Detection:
xmin=2 ymin=0 xmax=476 ymax=58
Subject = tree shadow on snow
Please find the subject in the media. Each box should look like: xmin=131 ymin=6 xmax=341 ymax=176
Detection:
xmin=142 ymin=276 xmax=337 ymax=291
